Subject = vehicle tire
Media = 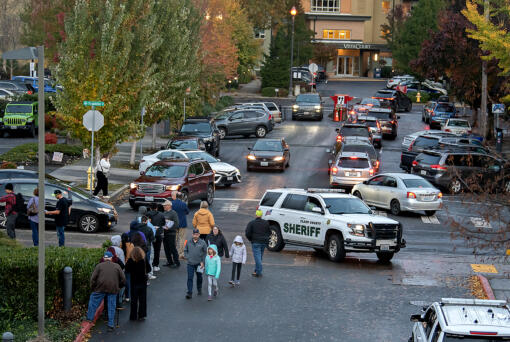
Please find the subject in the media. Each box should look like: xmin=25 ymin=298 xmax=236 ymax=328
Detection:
xmin=425 ymin=210 xmax=436 ymax=216
xmin=204 ymin=184 xmax=214 ymax=206
xmin=353 ymin=190 xmax=362 ymax=200
xmin=390 ymin=199 xmax=401 ymax=216
xmin=215 ymin=147 xmax=220 ymax=157
xmin=223 ymin=184 xmax=232 ymax=188
xmin=313 ymin=247 xmax=325 ymax=255
xmin=318 ymin=114 xmax=323 ymax=121
xmin=267 ymin=225 xmax=285 ymax=252
xmin=218 ymin=127 xmax=227 ymax=140
xmin=79 ymin=214 xmax=99 ymax=233
xmin=180 ymin=190 xmax=189 ymax=206
xmin=376 ymin=251 xmax=395 ymax=263
xmin=255 ymin=126 xmax=267 ymax=138
xmin=29 ymin=124 xmax=36 ymax=138
xmin=326 ymin=233 xmax=346 ymax=262
xmin=449 ymin=179 xmax=463 ymax=194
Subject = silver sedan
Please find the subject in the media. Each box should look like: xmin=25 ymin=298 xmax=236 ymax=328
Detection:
xmin=351 ymin=173 xmax=442 ymax=216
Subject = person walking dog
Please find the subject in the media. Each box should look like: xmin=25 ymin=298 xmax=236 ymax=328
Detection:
xmin=94 ymin=153 xmax=111 ymax=197
xmin=245 ymin=210 xmax=270 ymax=277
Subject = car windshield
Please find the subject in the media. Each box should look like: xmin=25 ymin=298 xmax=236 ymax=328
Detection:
xmin=374 ymin=91 xmax=394 ymax=98
xmin=367 ymin=111 xmax=392 ymax=120
xmin=402 ymin=178 xmax=434 ymax=188
xmin=145 ymin=165 xmax=187 ymax=178
xmin=436 ymin=104 xmax=455 ymax=112
xmin=361 ymin=98 xmax=380 ymax=106
xmin=415 ymin=153 xmax=441 ymax=165
xmin=6 ymin=105 xmax=32 ymax=113
xmin=264 ymin=103 xmax=278 ymax=110
xmin=414 ymin=137 xmax=439 ymax=148
xmin=169 ymin=140 xmax=198 ymax=150
xmin=324 ymin=197 xmax=371 ymax=215
xmin=185 ymin=152 xmax=217 ymax=163
xmin=338 ymin=157 xmax=369 ymax=168
xmin=448 ymin=120 xmax=469 ymax=127
xmin=342 ymin=145 xmax=376 ymax=160
xmin=296 ymin=94 xmax=319 ymax=103
xmin=358 ymin=120 xmax=377 ymax=128
xmin=443 ymin=335 xmax=510 ymax=341
xmin=252 ymin=140 xmax=282 ymax=152
xmin=180 ymin=122 xmax=211 ymax=134
xmin=341 ymin=127 xmax=369 ymax=137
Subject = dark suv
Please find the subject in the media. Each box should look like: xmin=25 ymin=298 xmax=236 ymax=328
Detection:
xmin=129 ymin=159 xmax=215 ymax=208
xmin=411 ymin=150 xmax=509 ymax=194
xmin=367 ymin=107 xmax=398 ymax=139
xmin=372 ymin=89 xmax=412 ymax=112
xmin=292 ymin=93 xmax=323 ymax=121
xmin=335 ymin=123 xmax=372 ymax=144
xmin=178 ymin=118 xmax=220 ymax=157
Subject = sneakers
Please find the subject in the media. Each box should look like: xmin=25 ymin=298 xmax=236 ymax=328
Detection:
xmin=213 ymin=288 xmax=218 ymax=297
xmin=124 ymin=298 xmax=130 ymax=302
xmin=107 ymin=326 xmax=115 ymax=332
xmin=148 ymin=274 xmax=156 ymax=280
xmin=186 ymin=293 xmax=192 ymax=299
xmin=228 ymin=280 xmax=235 ymax=286
xmin=235 ymin=280 xmax=240 ymax=287
xmin=208 ymin=296 xmax=213 ymax=301
xmin=197 ymin=290 xmax=202 ymax=296
xmin=153 ymin=266 xmax=160 ymax=272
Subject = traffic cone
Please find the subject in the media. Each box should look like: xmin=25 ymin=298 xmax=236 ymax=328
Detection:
xmin=333 ymin=108 xmax=340 ymax=122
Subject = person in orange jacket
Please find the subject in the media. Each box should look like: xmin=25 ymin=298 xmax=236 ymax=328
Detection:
xmin=192 ymin=201 xmax=215 ymax=240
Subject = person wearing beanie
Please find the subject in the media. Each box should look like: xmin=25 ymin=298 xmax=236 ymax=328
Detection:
xmin=245 ymin=209 xmax=270 ymax=277
xmin=0 ymin=183 xmax=17 ymax=239
xmin=86 ymin=250 xmax=125 ymax=331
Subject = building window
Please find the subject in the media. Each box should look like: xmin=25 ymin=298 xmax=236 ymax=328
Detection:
xmin=311 ymin=0 xmax=340 ymax=13
xmin=254 ymin=29 xmax=265 ymax=39
xmin=322 ymin=29 xmax=350 ymax=40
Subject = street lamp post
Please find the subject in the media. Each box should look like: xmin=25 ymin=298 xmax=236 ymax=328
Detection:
xmin=288 ymin=6 xmax=297 ymax=97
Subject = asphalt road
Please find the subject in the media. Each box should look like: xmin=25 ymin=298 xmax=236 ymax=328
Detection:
xmin=9 ymin=81 xmax=494 ymax=341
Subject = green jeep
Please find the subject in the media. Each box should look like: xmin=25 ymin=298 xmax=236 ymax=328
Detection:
xmin=1 ymin=101 xmax=38 ymax=137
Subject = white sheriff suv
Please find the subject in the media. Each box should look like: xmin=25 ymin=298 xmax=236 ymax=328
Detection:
xmin=258 ymin=188 xmax=405 ymax=263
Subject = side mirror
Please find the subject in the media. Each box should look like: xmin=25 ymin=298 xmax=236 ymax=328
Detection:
xmin=369 ymin=206 xmax=376 ymax=210
xmin=140 ymin=171 xmax=145 ymax=176
xmin=410 ymin=314 xmax=423 ymax=322
xmin=311 ymin=207 xmax=324 ymax=214
xmin=363 ymin=180 xmax=368 ymax=185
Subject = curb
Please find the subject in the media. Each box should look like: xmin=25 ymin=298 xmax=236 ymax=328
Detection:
xmin=478 ymin=275 xmax=496 ymax=300
xmin=74 ymin=300 xmax=104 ymax=342
xmin=108 ymin=184 xmax=129 ymax=203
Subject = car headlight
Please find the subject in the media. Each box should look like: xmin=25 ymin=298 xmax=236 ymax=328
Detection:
xmin=273 ymin=156 xmax=284 ymax=161
xmin=130 ymin=183 xmax=138 ymax=190
xmin=247 ymin=155 xmax=256 ymax=160
xmin=314 ymin=105 xmax=321 ymax=110
xmin=292 ymin=104 xmax=299 ymax=111
xmin=98 ymin=208 xmax=112 ymax=214
xmin=166 ymin=184 xmax=181 ymax=191
xmin=234 ymin=168 xmax=240 ymax=174
xmin=347 ymin=223 xmax=365 ymax=237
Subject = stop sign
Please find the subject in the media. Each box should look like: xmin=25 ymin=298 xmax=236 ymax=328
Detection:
xmin=82 ymin=110 xmax=104 ymax=132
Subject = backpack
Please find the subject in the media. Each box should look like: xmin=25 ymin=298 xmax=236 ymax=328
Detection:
xmin=14 ymin=193 xmax=26 ymax=214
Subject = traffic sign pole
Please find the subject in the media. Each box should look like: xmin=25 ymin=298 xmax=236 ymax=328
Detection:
xmin=90 ymin=105 xmax=95 ymax=196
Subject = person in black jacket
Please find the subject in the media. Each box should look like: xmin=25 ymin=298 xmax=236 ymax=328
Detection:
xmin=147 ymin=203 xmax=165 ymax=272
xmin=206 ymin=226 xmax=229 ymax=258
xmin=125 ymin=247 xmax=151 ymax=321
xmin=245 ymin=210 xmax=270 ymax=277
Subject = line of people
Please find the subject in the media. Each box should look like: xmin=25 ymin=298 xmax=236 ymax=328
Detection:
xmin=85 ymin=193 xmax=271 ymax=331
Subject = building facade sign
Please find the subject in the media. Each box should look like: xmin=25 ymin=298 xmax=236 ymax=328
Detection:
xmin=340 ymin=43 xmax=372 ymax=50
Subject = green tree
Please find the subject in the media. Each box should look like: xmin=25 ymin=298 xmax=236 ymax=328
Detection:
xmin=392 ymin=0 xmax=445 ymax=73
xmin=54 ymin=0 xmax=160 ymax=154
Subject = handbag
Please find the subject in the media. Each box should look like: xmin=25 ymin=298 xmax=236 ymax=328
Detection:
xmin=27 ymin=199 xmax=38 ymax=216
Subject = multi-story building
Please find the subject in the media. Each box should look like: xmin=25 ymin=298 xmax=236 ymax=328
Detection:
xmin=303 ymin=0 xmax=416 ymax=77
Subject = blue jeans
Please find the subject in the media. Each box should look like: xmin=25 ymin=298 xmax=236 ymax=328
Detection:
xmin=252 ymin=243 xmax=265 ymax=275
xmin=56 ymin=226 xmax=65 ymax=246
xmin=186 ymin=264 xmax=203 ymax=295
xmin=30 ymin=220 xmax=39 ymax=246
xmin=86 ymin=292 xmax=117 ymax=328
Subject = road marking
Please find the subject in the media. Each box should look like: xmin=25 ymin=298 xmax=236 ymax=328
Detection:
xmin=374 ymin=210 xmax=387 ymax=217
xmin=421 ymin=215 xmax=440 ymax=224
xmin=471 ymin=264 xmax=498 ymax=273
xmin=470 ymin=217 xmax=492 ymax=229
xmin=219 ymin=203 xmax=239 ymax=212
xmin=215 ymin=197 xmax=259 ymax=202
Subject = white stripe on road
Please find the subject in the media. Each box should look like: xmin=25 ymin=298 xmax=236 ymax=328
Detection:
xmin=470 ymin=217 xmax=492 ymax=229
xmin=421 ymin=215 xmax=440 ymax=224
xmin=215 ymin=197 xmax=259 ymax=202
xmin=219 ymin=203 xmax=239 ymax=212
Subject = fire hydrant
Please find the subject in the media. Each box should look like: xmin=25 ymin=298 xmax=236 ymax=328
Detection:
xmin=416 ymin=92 xmax=421 ymax=103
xmin=86 ymin=167 xmax=95 ymax=190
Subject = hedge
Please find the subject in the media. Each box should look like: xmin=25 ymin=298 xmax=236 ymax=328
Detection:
xmin=0 ymin=244 xmax=103 ymax=321
xmin=0 ymin=143 xmax=83 ymax=163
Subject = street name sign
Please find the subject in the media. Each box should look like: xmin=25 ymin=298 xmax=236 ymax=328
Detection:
xmin=83 ymin=101 xmax=104 ymax=107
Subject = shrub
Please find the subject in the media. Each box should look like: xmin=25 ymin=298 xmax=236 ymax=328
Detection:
xmin=45 ymin=132 xmax=58 ymax=144
xmin=0 ymin=161 xmax=17 ymax=169
xmin=381 ymin=66 xmax=392 ymax=78
xmin=406 ymin=91 xmax=431 ymax=103
xmin=0 ymin=246 xmax=104 ymax=321
xmin=0 ymin=143 xmax=83 ymax=163
xmin=261 ymin=87 xmax=287 ymax=97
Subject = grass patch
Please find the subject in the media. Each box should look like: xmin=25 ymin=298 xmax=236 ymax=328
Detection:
xmin=75 ymin=182 xmax=126 ymax=193
xmin=0 ymin=318 xmax=81 ymax=342
xmin=0 ymin=230 xmax=23 ymax=248
xmin=0 ymin=143 xmax=83 ymax=163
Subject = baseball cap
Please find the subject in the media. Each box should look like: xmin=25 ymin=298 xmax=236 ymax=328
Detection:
xmin=192 ymin=229 xmax=200 ymax=234
xmin=104 ymin=251 xmax=113 ymax=258
xmin=54 ymin=189 xmax=62 ymax=195
xmin=256 ymin=209 xmax=263 ymax=217
xmin=163 ymin=200 xmax=172 ymax=206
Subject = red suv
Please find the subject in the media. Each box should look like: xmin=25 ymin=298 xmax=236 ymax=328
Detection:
xmin=129 ymin=159 xmax=215 ymax=208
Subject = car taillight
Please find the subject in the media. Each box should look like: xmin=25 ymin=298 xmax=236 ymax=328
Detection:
xmin=27 ymin=90 xmax=33 ymax=95
xmin=470 ymin=332 xmax=498 ymax=336
xmin=350 ymin=156 xmax=358 ymax=159
xmin=438 ymin=192 xmax=443 ymax=198
xmin=377 ymin=121 xmax=381 ymax=129
xmin=268 ymin=114 xmax=272 ymax=121
xmin=350 ymin=110 xmax=355 ymax=114
xmin=431 ymin=164 xmax=447 ymax=171
xmin=369 ymin=168 xmax=374 ymax=176
xmin=407 ymin=192 xmax=416 ymax=199
xmin=445 ymin=129 xmax=451 ymax=132
xmin=375 ymin=160 xmax=380 ymax=168
xmin=412 ymin=160 xmax=418 ymax=167
xmin=331 ymin=166 xmax=338 ymax=174
xmin=467 ymin=130 xmax=472 ymax=134
xmin=336 ymin=135 xmax=342 ymax=142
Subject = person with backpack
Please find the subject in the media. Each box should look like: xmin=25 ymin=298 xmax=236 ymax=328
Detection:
xmin=26 ymin=188 xmax=39 ymax=246
xmin=45 ymin=190 xmax=70 ymax=247
xmin=0 ymin=183 xmax=18 ymax=239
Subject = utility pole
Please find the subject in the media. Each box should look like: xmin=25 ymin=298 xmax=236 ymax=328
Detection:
xmin=480 ymin=0 xmax=489 ymax=138
xmin=288 ymin=6 xmax=297 ymax=97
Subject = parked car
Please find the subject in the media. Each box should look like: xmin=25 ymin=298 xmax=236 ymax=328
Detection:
xmin=355 ymin=116 xmax=382 ymax=148
xmin=386 ymin=75 xmax=415 ymax=89
xmin=422 ymin=101 xmax=457 ymax=128
xmin=0 ymin=80 xmax=34 ymax=94
xmin=215 ymin=109 xmax=273 ymax=139
xmin=0 ymin=179 xmax=117 ymax=233
xmin=329 ymin=152 xmax=375 ymax=188
xmin=166 ymin=136 xmax=206 ymax=152
xmin=1 ymin=101 xmax=38 ymax=137
xmin=352 ymin=173 xmax=442 ymax=216
xmin=246 ymin=138 xmax=290 ymax=172
xmin=292 ymin=93 xmax=323 ymax=121
xmin=401 ymin=130 xmax=451 ymax=151
xmin=442 ymin=118 xmax=472 ymax=135
xmin=0 ymin=89 xmax=15 ymax=100
xmin=139 ymin=149 xmax=187 ymax=172
xmin=177 ymin=118 xmax=220 ymax=157
xmin=130 ymin=158 xmax=215 ymax=208
xmin=411 ymin=149 xmax=509 ymax=194
xmin=367 ymin=107 xmax=399 ymax=139
xmin=264 ymin=102 xmax=282 ymax=123
xmin=0 ymin=170 xmax=72 ymax=184
xmin=11 ymin=76 xmax=59 ymax=93
xmin=182 ymin=150 xmax=241 ymax=187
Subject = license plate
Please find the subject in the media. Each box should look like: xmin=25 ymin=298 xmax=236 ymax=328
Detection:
xmin=380 ymin=244 xmax=390 ymax=251
xmin=304 ymin=111 xmax=310 ymax=114
xmin=421 ymin=195 xmax=434 ymax=201
xmin=260 ymin=162 xmax=268 ymax=166
xmin=227 ymin=176 xmax=233 ymax=180
xmin=421 ymin=170 xmax=427 ymax=175
xmin=145 ymin=196 xmax=154 ymax=202
xmin=376 ymin=240 xmax=394 ymax=247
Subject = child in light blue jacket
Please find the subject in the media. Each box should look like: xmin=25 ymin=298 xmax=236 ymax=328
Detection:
xmin=205 ymin=244 xmax=221 ymax=301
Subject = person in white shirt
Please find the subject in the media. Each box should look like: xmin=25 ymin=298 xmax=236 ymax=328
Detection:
xmin=94 ymin=153 xmax=111 ymax=197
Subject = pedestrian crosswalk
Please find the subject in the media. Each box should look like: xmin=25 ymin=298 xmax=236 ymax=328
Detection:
xmin=421 ymin=215 xmax=440 ymax=224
